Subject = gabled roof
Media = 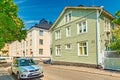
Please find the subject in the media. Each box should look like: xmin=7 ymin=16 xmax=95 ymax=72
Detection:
xmin=30 ymin=18 xmax=52 ymax=30
xmin=50 ymin=6 xmax=115 ymax=31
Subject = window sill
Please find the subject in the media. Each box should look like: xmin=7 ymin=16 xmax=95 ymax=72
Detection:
xmin=55 ymin=39 xmax=61 ymax=40
xmin=55 ymin=55 xmax=62 ymax=57
xmin=78 ymin=32 xmax=87 ymax=35
xmin=78 ymin=55 xmax=88 ymax=57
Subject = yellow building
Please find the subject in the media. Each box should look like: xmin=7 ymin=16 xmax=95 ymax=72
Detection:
xmin=0 ymin=43 xmax=9 ymax=57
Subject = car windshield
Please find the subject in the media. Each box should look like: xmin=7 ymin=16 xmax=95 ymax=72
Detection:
xmin=19 ymin=59 xmax=36 ymax=66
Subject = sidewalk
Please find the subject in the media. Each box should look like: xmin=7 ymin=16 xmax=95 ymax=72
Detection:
xmin=0 ymin=64 xmax=14 ymax=80
xmin=45 ymin=64 xmax=120 ymax=78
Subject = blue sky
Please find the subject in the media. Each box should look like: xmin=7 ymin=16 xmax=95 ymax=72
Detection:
xmin=14 ymin=0 xmax=120 ymax=29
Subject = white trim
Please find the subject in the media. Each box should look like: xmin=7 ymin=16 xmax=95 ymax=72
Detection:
xmin=96 ymin=10 xmax=102 ymax=65
xmin=66 ymin=26 xmax=71 ymax=37
xmin=77 ymin=20 xmax=88 ymax=35
xmin=64 ymin=11 xmax=72 ymax=24
xmin=55 ymin=30 xmax=61 ymax=40
xmin=77 ymin=42 xmax=88 ymax=56
xmin=65 ymin=44 xmax=72 ymax=50
xmin=55 ymin=45 xmax=62 ymax=56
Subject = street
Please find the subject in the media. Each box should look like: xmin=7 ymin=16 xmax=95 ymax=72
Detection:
xmin=1 ymin=62 xmax=120 ymax=80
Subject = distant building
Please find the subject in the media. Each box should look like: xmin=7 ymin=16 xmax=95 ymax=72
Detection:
xmin=0 ymin=44 xmax=10 ymax=57
xmin=10 ymin=19 xmax=52 ymax=60
xmin=50 ymin=6 xmax=116 ymax=67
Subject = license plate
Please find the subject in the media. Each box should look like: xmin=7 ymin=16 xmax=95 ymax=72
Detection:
xmin=32 ymin=72 xmax=39 ymax=75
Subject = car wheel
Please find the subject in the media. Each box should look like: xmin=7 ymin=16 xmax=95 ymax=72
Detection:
xmin=17 ymin=72 xmax=21 ymax=80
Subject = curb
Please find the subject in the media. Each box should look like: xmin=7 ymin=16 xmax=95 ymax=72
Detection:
xmin=50 ymin=65 xmax=120 ymax=78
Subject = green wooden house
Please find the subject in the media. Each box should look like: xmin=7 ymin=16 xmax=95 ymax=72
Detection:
xmin=50 ymin=6 xmax=115 ymax=67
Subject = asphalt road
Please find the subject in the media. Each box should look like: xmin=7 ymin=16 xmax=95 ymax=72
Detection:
xmin=42 ymin=64 xmax=120 ymax=80
xmin=1 ymin=62 xmax=120 ymax=80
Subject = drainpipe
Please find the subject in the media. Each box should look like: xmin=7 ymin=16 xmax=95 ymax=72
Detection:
xmin=96 ymin=6 xmax=103 ymax=66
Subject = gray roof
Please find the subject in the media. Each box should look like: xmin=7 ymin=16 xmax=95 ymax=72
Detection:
xmin=31 ymin=18 xmax=52 ymax=30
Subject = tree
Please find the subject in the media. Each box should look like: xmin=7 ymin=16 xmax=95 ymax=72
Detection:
xmin=0 ymin=0 xmax=27 ymax=49
xmin=109 ymin=11 xmax=120 ymax=54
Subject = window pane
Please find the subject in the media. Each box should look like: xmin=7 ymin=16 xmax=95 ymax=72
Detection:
xmin=83 ymin=22 xmax=86 ymax=32
xmin=84 ymin=47 xmax=87 ymax=55
xmin=39 ymin=30 xmax=43 ymax=36
xmin=69 ymin=13 xmax=71 ymax=21
xmin=79 ymin=23 xmax=82 ymax=33
xmin=39 ymin=39 xmax=43 ymax=45
xmin=66 ymin=27 xmax=70 ymax=37
xmin=39 ymin=49 xmax=43 ymax=54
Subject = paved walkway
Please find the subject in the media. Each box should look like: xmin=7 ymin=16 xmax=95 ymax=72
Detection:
xmin=0 ymin=64 xmax=14 ymax=80
xmin=42 ymin=63 xmax=120 ymax=78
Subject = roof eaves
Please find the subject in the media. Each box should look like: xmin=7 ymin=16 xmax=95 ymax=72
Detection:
xmin=49 ymin=7 xmax=68 ymax=31
xmin=49 ymin=6 xmax=115 ymax=31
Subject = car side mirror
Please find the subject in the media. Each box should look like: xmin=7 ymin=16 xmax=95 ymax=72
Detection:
xmin=14 ymin=64 xmax=18 ymax=67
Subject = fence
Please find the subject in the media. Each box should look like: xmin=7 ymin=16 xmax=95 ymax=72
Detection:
xmin=103 ymin=51 xmax=120 ymax=71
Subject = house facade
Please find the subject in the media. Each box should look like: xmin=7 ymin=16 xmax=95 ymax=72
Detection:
xmin=50 ymin=7 xmax=115 ymax=67
xmin=10 ymin=19 xmax=52 ymax=60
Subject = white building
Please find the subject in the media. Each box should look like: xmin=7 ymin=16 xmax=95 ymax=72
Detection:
xmin=10 ymin=19 xmax=52 ymax=60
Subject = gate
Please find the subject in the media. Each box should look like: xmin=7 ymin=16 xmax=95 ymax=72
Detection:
xmin=103 ymin=51 xmax=120 ymax=71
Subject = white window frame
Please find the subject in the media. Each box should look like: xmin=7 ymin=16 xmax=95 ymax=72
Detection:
xmin=77 ymin=42 xmax=88 ymax=56
xmin=77 ymin=20 xmax=87 ymax=34
xmin=66 ymin=26 xmax=71 ymax=37
xmin=104 ymin=18 xmax=110 ymax=32
xmin=65 ymin=44 xmax=71 ymax=50
xmin=39 ymin=49 xmax=43 ymax=55
xmin=39 ymin=30 xmax=44 ymax=36
xmin=39 ymin=39 xmax=43 ymax=45
xmin=64 ymin=11 xmax=72 ymax=23
xmin=55 ymin=45 xmax=62 ymax=56
xmin=55 ymin=30 xmax=61 ymax=40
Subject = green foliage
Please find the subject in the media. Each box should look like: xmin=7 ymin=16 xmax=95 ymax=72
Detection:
xmin=113 ymin=11 xmax=120 ymax=25
xmin=0 ymin=0 xmax=27 ymax=49
xmin=109 ymin=11 xmax=120 ymax=54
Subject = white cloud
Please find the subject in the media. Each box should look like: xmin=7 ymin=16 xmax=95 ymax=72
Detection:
xmin=24 ymin=20 xmax=39 ymax=24
xmin=14 ymin=0 xmax=26 ymax=4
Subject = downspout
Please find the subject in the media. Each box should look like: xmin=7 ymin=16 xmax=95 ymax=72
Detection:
xmin=96 ymin=6 xmax=103 ymax=66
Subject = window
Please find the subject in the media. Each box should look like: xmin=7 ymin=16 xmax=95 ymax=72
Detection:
xmin=26 ymin=41 xmax=28 ymax=46
xmin=65 ymin=44 xmax=71 ymax=49
xmin=104 ymin=18 xmax=110 ymax=31
xmin=30 ymin=39 xmax=32 ymax=46
xmin=56 ymin=45 xmax=61 ymax=56
xmin=78 ymin=42 xmax=88 ymax=56
xmin=77 ymin=21 xmax=87 ymax=34
xmin=26 ymin=49 xmax=28 ymax=55
xmin=66 ymin=27 xmax=71 ymax=37
xmin=39 ymin=49 xmax=43 ymax=55
xmin=69 ymin=13 xmax=72 ymax=21
xmin=39 ymin=39 xmax=43 ymax=45
xmin=55 ymin=30 xmax=61 ymax=40
xmin=39 ymin=30 xmax=44 ymax=36
xmin=64 ymin=11 xmax=72 ymax=23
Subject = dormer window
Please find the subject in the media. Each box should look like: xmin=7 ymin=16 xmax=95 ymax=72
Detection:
xmin=64 ymin=11 xmax=72 ymax=23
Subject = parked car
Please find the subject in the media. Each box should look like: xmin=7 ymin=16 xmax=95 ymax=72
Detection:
xmin=0 ymin=57 xmax=7 ymax=63
xmin=43 ymin=59 xmax=51 ymax=64
xmin=11 ymin=58 xmax=43 ymax=80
